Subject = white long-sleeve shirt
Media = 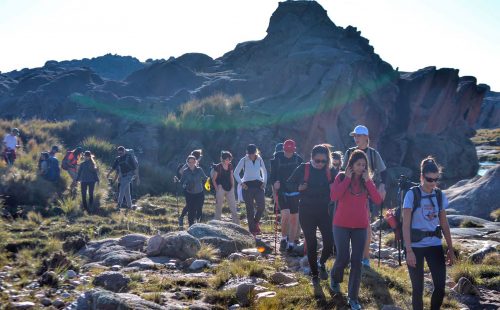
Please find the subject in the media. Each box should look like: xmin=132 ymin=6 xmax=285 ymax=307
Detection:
xmin=234 ymin=155 xmax=267 ymax=186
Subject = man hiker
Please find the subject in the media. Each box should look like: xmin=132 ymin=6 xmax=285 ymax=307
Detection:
xmin=45 ymin=146 xmax=61 ymax=183
xmin=2 ymin=128 xmax=20 ymax=166
xmin=342 ymin=125 xmax=387 ymax=268
xmin=271 ymin=139 xmax=303 ymax=252
xmin=107 ymin=146 xmax=139 ymax=209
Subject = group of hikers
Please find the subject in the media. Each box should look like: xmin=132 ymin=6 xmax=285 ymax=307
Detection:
xmin=2 ymin=124 xmax=455 ymax=310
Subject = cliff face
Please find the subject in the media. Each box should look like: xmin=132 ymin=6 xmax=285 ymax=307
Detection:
xmin=0 ymin=1 xmax=489 ymax=187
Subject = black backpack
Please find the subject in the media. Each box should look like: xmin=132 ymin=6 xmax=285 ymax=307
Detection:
xmin=409 ymin=186 xmax=444 ymax=217
xmin=345 ymin=147 xmax=376 ymax=172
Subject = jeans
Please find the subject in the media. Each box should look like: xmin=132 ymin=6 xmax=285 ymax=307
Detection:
xmin=331 ymin=225 xmax=367 ymax=300
xmin=81 ymin=182 xmax=95 ymax=211
xmin=118 ymin=173 xmax=134 ymax=208
xmin=242 ymin=187 xmax=265 ymax=234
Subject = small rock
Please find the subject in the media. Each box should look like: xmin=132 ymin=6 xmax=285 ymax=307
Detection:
xmin=229 ymin=305 xmax=241 ymax=310
xmin=61 ymin=292 xmax=71 ymax=298
xmin=66 ymin=270 xmax=77 ymax=279
xmin=52 ymin=298 xmax=65 ymax=308
xmin=255 ymin=291 xmax=277 ymax=300
xmin=110 ymin=265 xmax=122 ymax=271
xmin=270 ymin=272 xmax=296 ymax=285
xmin=40 ymin=298 xmax=52 ymax=306
xmin=469 ymin=246 xmax=496 ymax=263
xmin=92 ymin=271 xmax=131 ymax=292
xmin=38 ymin=271 xmax=59 ymax=287
xmin=9 ymin=302 xmax=36 ymax=309
xmin=228 ymin=253 xmax=245 ymax=261
xmin=189 ymin=259 xmax=210 ymax=271
xmin=236 ymin=283 xmax=266 ymax=306
xmin=453 ymin=277 xmax=480 ymax=296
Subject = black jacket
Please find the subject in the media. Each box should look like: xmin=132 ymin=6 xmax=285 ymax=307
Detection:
xmin=76 ymin=160 xmax=99 ymax=183
xmin=270 ymin=152 xmax=303 ymax=187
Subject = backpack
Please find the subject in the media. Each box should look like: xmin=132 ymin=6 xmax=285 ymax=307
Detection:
xmin=345 ymin=147 xmax=376 ymax=173
xmin=303 ymin=162 xmax=332 ymax=183
xmin=61 ymin=151 xmax=74 ymax=170
xmin=410 ymin=186 xmax=443 ymax=217
xmin=274 ymin=152 xmax=302 ymax=180
xmin=38 ymin=152 xmax=49 ymax=172
xmin=126 ymin=149 xmax=139 ymax=168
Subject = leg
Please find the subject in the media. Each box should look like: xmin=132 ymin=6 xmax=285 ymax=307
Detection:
xmin=88 ymin=182 xmax=95 ymax=208
xmin=185 ymin=193 xmax=196 ymax=226
xmin=317 ymin=212 xmax=333 ymax=266
xmin=243 ymin=188 xmax=256 ymax=233
xmin=196 ymin=192 xmax=205 ymax=223
xmin=180 ymin=192 xmax=189 ymax=218
xmin=253 ymin=188 xmax=265 ymax=224
xmin=214 ymin=188 xmax=224 ymax=221
xmin=332 ymin=225 xmax=350 ymax=284
xmin=408 ymin=247 xmax=426 ymax=310
xmin=123 ymin=175 xmax=133 ymax=208
xmin=280 ymin=209 xmax=290 ymax=238
xmin=226 ymin=190 xmax=240 ymax=225
xmin=81 ymin=183 xmax=88 ymax=210
xmin=363 ymin=211 xmax=372 ymax=261
xmin=288 ymin=197 xmax=300 ymax=243
xmin=425 ymin=246 xmax=446 ymax=310
xmin=300 ymin=210 xmax=319 ymax=277
xmin=347 ymin=228 xmax=367 ymax=300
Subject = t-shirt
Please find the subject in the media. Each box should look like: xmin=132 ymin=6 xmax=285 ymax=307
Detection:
xmin=3 ymin=134 xmax=17 ymax=149
xmin=214 ymin=163 xmax=233 ymax=191
xmin=403 ymin=187 xmax=448 ymax=248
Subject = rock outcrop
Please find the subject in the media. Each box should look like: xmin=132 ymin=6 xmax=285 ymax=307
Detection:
xmin=477 ymin=91 xmax=500 ymax=129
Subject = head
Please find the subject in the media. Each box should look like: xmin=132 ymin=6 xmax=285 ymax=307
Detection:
xmin=11 ymin=128 xmax=20 ymax=136
xmin=220 ymin=151 xmax=233 ymax=165
xmin=186 ymin=155 xmax=197 ymax=169
xmin=420 ymin=157 xmax=441 ymax=191
xmin=117 ymin=146 xmax=126 ymax=156
xmin=274 ymin=143 xmax=284 ymax=156
xmin=283 ymin=139 xmax=296 ymax=157
xmin=41 ymin=152 xmax=49 ymax=160
xmin=74 ymin=147 xmax=83 ymax=156
xmin=84 ymin=150 xmax=92 ymax=160
xmin=191 ymin=149 xmax=203 ymax=161
xmin=50 ymin=145 xmax=59 ymax=154
xmin=332 ymin=151 xmax=343 ymax=169
xmin=246 ymin=144 xmax=259 ymax=160
xmin=347 ymin=149 xmax=369 ymax=177
xmin=310 ymin=144 xmax=332 ymax=169
xmin=350 ymin=125 xmax=369 ymax=149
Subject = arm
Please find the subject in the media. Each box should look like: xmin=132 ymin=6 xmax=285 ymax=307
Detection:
xmin=233 ymin=158 xmax=244 ymax=185
xmin=107 ymin=159 xmax=117 ymax=178
xmin=365 ymin=180 xmax=383 ymax=205
xmin=230 ymin=170 xmax=235 ymax=189
xmin=330 ymin=174 xmax=351 ymax=201
xmin=439 ymin=195 xmax=454 ymax=265
xmin=402 ymin=191 xmax=416 ymax=267
xmin=76 ymin=165 xmax=83 ymax=182
xmin=260 ymin=158 xmax=268 ymax=186
xmin=269 ymin=158 xmax=277 ymax=184
xmin=212 ymin=170 xmax=219 ymax=189
xmin=341 ymin=150 xmax=349 ymax=171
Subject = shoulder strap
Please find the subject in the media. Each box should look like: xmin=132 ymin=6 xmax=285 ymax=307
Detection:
xmin=369 ymin=148 xmax=375 ymax=172
xmin=326 ymin=167 xmax=332 ymax=182
xmin=411 ymin=186 xmax=421 ymax=216
xmin=435 ymin=188 xmax=443 ymax=212
xmin=304 ymin=163 xmax=310 ymax=183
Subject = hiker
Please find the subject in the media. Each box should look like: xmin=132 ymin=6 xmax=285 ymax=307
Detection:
xmin=330 ymin=150 xmax=382 ymax=310
xmin=332 ymin=151 xmax=343 ymax=170
xmin=176 ymin=149 xmax=203 ymax=228
xmin=45 ymin=146 xmax=61 ymax=183
xmin=270 ymin=139 xmax=303 ymax=252
xmin=2 ymin=128 xmax=20 ymax=166
xmin=287 ymin=144 xmax=337 ymax=294
xmin=212 ymin=151 xmax=239 ymax=224
xmin=107 ymin=146 xmax=139 ymax=209
xmin=234 ymin=144 xmax=268 ymax=239
xmin=403 ymin=157 xmax=454 ymax=310
xmin=62 ymin=147 xmax=83 ymax=189
xmin=179 ymin=155 xmax=208 ymax=226
xmin=342 ymin=125 xmax=387 ymax=268
xmin=76 ymin=151 xmax=100 ymax=213
xmin=38 ymin=152 xmax=50 ymax=177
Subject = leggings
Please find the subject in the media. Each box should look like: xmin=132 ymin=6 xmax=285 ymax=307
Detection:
xmin=185 ymin=192 xmax=205 ymax=226
xmin=408 ymin=246 xmax=446 ymax=310
xmin=299 ymin=207 xmax=333 ymax=277
xmin=331 ymin=226 xmax=367 ymax=300
xmin=81 ymin=182 xmax=95 ymax=210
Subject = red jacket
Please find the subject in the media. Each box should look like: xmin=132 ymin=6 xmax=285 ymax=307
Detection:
xmin=330 ymin=174 xmax=382 ymax=229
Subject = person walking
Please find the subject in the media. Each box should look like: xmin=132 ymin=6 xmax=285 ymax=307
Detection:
xmin=2 ymin=128 xmax=20 ymax=166
xmin=330 ymin=150 xmax=383 ymax=309
xmin=76 ymin=151 xmax=100 ymax=213
xmin=403 ymin=157 xmax=454 ymax=310
xmin=179 ymin=155 xmax=208 ymax=226
xmin=107 ymin=146 xmax=139 ymax=209
xmin=234 ymin=144 xmax=267 ymax=239
xmin=212 ymin=151 xmax=239 ymax=224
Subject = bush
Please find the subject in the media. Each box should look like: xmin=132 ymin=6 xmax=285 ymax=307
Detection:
xmin=180 ymin=93 xmax=243 ymax=119
xmin=490 ymin=208 xmax=500 ymax=222
xmin=82 ymin=136 xmax=115 ymax=164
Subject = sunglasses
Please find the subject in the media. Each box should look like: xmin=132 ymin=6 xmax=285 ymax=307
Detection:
xmin=424 ymin=176 xmax=440 ymax=183
xmin=314 ymin=159 xmax=328 ymax=164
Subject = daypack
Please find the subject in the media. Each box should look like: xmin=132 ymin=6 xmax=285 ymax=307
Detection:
xmin=61 ymin=151 xmax=77 ymax=170
xmin=409 ymin=186 xmax=444 ymax=217
xmin=38 ymin=152 xmax=49 ymax=172
xmin=118 ymin=150 xmax=138 ymax=174
xmin=303 ymin=162 xmax=332 ymax=183
xmin=274 ymin=152 xmax=302 ymax=181
xmin=345 ymin=147 xmax=376 ymax=174
xmin=126 ymin=149 xmax=139 ymax=167
xmin=46 ymin=157 xmax=60 ymax=182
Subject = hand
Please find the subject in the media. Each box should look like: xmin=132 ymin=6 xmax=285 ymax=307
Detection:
xmin=345 ymin=167 xmax=353 ymax=178
xmin=217 ymin=184 xmax=223 ymax=191
xmin=273 ymin=181 xmax=280 ymax=191
xmin=406 ymin=250 xmax=416 ymax=268
xmin=362 ymin=170 xmax=370 ymax=182
xmin=298 ymin=183 xmax=308 ymax=191
xmin=242 ymin=183 xmax=248 ymax=190
xmin=377 ymin=184 xmax=386 ymax=200
xmin=447 ymin=248 xmax=455 ymax=266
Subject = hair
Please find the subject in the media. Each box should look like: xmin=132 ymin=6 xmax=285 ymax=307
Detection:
xmin=191 ymin=149 xmax=203 ymax=160
xmin=332 ymin=151 xmax=343 ymax=163
xmin=221 ymin=151 xmax=233 ymax=161
xmin=117 ymin=146 xmax=125 ymax=152
xmin=186 ymin=155 xmax=197 ymax=163
xmin=346 ymin=149 xmax=371 ymax=193
xmin=41 ymin=152 xmax=49 ymax=160
xmin=84 ymin=150 xmax=97 ymax=169
xmin=246 ymin=144 xmax=260 ymax=156
xmin=74 ymin=147 xmax=83 ymax=156
xmin=311 ymin=144 xmax=333 ymax=168
xmin=420 ymin=156 xmax=441 ymax=175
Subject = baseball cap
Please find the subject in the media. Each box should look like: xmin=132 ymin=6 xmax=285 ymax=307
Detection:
xmin=274 ymin=143 xmax=284 ymax=154
xmin=350 ymin=125 xmax=369 ymax=136
xmin=283 ymin=139 xmax=296 ymax=152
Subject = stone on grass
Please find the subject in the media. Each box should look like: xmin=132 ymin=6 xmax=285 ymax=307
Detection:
xmin=92 ymin=271 xmax=131 ymax=293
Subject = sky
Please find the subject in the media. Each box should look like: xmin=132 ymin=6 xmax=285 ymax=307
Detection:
xmin=0 ymin=0 xmax=499 ymax=89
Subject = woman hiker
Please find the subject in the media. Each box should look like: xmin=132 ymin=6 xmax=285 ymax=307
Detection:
xmin=179 ymin=155 xmax=208 ymax=227
xmin=212 ymin=151 xmax=239 ymax=225
xmin=76 ymin=151 xmax=100 ymax=213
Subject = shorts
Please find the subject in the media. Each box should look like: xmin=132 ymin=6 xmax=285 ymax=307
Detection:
xmin=277 ymin=193 xmax=299 ymax=214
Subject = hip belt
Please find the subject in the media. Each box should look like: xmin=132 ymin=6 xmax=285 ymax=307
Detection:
xmin=411 ymin=225 xmax=443 ymax=243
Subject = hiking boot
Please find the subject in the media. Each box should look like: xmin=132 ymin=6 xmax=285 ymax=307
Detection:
xmin=329 ymin=280 xmax=341 ymax=294
xmin=318 ymin=262 xmax=328 ymax=280
xmin=178 ymin=216 xmax=184 ymax=229
xmin=279 ymin=239 xmax=288 ymax=252
xmin=361 ymin=258 xmax=371 ymax=269
xmin=287 ymin=243 xmax=295 ymax=253
xmin=255 ymin=222 xmax=261 ymax=234
xmin=348 ymin=297 xmax=362 ymax=310
xmin=311 ymin=276 xmax=323 ymax=297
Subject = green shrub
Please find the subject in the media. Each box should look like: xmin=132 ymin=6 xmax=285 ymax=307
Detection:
xmin=490 ymin=209 xmax=500 ymax=222
xmin=180 ymin=93 xmax=243 ymax=119
xmin=82 ymin=136 xmax=115 ymax=164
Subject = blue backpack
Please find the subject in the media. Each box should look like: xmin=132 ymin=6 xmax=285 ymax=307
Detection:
xmin=45 ymin=157 xmax=60 ymax=182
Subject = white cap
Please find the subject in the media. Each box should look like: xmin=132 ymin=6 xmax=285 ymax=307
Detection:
xmin=350 ymin=125 xmax=369 ymax=136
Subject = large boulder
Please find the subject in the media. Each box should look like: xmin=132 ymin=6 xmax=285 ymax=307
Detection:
xmin=118 ymin=233 xmax=149 ymax=251
xmin=76 ymin=289 xmax=167 ymax=310
xmin=444 ymin=166 xmax=500 ymax=219
xmin=146 ymin=231 xmax=200 ymax=260
xmin=93 ymin=271 xmax=131 ymax=292
xmin=187 ymin=220 xmax=255 ymax=256
xmin=77 ymin=238 xmax=146 ymax=266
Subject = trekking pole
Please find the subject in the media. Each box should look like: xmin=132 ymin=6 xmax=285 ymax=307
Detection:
xmin=397 ymin=188 xmax=403 ymax=266
xmin=378 ymin=201 xmax=383 ymax=268
xmin=175 ymin=179 xmax=179 ymax=217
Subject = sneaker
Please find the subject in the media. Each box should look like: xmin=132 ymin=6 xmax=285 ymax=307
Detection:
xmin=178 ymin=216 xmax=184 ymax=228
xmin=329 ymin=280 xmax=341 ymax=294
xmin=311 ymin=276 xmax=322 ymax=297
xmin=318 ymin=262 xmax=328 ymax=280
xmin=280 ymin=239 xmax=288 ymax=252
xmin=361 ymin=258 xmax=371 ymax=269
xmin=348 ymin=298 xmax=362 ymax=310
